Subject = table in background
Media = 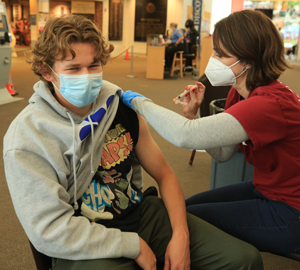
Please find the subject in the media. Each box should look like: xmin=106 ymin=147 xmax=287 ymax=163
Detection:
xmin=146 ymin=45 xmax=165 ymax=79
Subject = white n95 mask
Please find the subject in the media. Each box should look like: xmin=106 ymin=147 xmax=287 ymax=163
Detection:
xmin=205 ymin=57 xmax=248 ymax=87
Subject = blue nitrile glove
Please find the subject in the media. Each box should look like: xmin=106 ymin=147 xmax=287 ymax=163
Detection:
xmin=122 ymin=90 xmax=150 ymax=110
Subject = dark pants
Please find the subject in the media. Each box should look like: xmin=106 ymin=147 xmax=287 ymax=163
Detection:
xmin=165 ymin=43 xmax=185 ymax=69
xmin=185 ymin=42 xmax=193 ymax=67
xmin=186 ymin=180 xmax=300 ymax=254
xmin=53 ymin=196 xmax=263 ymax=270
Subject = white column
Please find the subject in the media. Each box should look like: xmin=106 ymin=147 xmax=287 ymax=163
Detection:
xmin=210 ymin=0 xmax=231 ymax=34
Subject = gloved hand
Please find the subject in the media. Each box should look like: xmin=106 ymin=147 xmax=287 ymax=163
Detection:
xmin=122 ymin=90 xmax=150 ymax=110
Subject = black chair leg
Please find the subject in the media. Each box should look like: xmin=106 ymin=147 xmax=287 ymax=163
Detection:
xmin=189 ymin=150 xmax=196 ymax=166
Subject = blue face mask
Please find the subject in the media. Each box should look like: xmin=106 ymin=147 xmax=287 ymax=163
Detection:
xmin=48 ymin=65 xmax=103 ymax=107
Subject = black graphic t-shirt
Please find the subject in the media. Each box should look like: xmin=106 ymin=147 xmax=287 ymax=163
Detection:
xmin=77 ymin=101 xmax=143 ymax=232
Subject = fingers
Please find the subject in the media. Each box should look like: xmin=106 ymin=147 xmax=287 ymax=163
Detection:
xmin=189 ymin=87 xmax=198 ymax=98
xmin=185 ymin=82 xmax=205 ymax=95
xmin=135 ymin=237 xmax=157 ymax=270
xmin=163 ymin=257 xmax=170 ymax=270
xmin=193 ymin=82 xmax=205 ymax=99
xmin=185 ymin=85 xmax=195 ymax=91
xmin=195 ymin=81 xmax=205 ymax=90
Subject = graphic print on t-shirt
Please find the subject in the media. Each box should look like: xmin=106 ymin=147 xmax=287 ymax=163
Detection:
xmin=80 ymin=122 xmax=142 ymax=223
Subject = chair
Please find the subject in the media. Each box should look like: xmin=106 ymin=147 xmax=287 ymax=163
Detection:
xmin=170 ymin=51 xmax=184 ymax=78
xmin=29 ymin=241 xmax=52 ymax=270
xmin=183 ymin=45 xmax=198 ymax=76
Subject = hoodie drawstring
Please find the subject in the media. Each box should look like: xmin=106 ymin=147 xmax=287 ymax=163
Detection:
xmin=88 ymin=115 xmax=95 ymax=175
xmin=66 ymin=112 xmax=96 ymax=211
xmin=66 ymin=111 xmax=79 ymax=210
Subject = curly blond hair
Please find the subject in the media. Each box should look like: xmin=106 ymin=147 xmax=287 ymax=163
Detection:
xmin=28 ymin=15 xmax=113 ymax=92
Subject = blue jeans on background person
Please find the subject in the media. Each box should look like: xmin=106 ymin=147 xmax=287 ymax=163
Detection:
xmin=186 ymin=180 xmax=300 ymax=254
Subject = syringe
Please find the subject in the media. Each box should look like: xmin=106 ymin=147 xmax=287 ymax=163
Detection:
xmin=173 ymin=85 xmax=198 ymax=105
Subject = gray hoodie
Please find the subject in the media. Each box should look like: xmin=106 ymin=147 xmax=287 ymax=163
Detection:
xmin=3 ymin=80 xmax=140 ymax=260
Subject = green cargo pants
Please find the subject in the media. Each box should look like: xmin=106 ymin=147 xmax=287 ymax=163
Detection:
xmin=53 ymin=195 xmax=263 ymax=270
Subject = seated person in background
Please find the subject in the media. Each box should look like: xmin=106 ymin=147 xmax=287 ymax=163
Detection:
xmin=184 ymin=19 xmax=199 ymax=67
xmin=161 ymin=22 xmax=185 ymax=71
xmin=3 ymin=15 xmax=263 ymax=270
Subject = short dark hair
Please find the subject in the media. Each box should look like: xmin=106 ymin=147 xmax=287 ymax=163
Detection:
xmin=185 ymin=19 xmax=194 ymax=28
xmin=212 ymin=10 xmax=289 ymax=92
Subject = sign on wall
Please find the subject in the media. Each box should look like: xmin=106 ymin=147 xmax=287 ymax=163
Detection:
xmin=134 ymin=0 xmax=167 ymax=42
xmin=193 ymin=0 xmax=202 ymax=33
xmin=12 ymin=4 xmax=21 ymax=21
xmin=38 ymin=0 xmax=49 ymax=13
xmin=109 ymin=0 xmax=123 ymax=41
xmin=71 ymin=1 xmax=95 ymax=14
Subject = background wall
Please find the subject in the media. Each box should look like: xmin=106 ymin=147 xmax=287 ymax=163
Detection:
xmin=111 ymin=0 xmax=186 ymax=57
xmin=4 ymin=0 xmax=233 ymax=57
xmin=110 ymin=0 xmax=215 ymax=57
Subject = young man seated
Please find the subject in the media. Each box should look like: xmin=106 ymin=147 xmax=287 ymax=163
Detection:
xmin=3 ymin=15 xmax=263 ymax=270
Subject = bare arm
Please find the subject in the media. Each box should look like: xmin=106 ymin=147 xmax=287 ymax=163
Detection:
xmin=135 ymin=115 xmax=190 ymax=270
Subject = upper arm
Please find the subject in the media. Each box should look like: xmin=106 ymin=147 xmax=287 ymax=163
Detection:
xmin=178 ymin=35 xmax=184 ymax=42
xmin=135 ymin=115 xmax=175 ymax=184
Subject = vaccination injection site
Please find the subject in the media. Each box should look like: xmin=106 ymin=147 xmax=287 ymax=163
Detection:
xmin=1 ymin=0 xmax=300 ymax=269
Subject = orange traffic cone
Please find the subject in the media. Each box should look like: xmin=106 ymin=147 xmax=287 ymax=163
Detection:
xmin=124 ymin=49 xmax=130 ymax=60
xmin=6 ymin=72 xmax=18 ymax=96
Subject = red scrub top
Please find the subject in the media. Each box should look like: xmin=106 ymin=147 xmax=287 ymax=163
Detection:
xmin=225 ymin=80 xmax=300 ymax=210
